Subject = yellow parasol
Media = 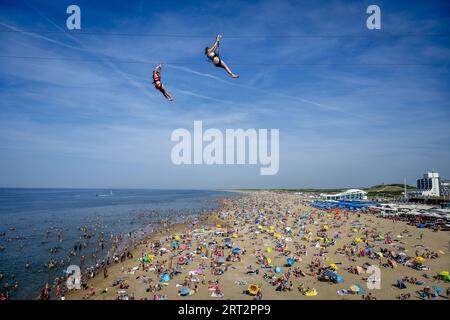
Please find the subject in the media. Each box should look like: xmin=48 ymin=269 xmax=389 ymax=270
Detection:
xmin=329 ymin=263 xmax=338 ymax=270
xmin=266 ymin=247 xmax=273 ymax=253
xmin=174 ymin=235 xmax=181 ymax=241
xmin=305 ymin=289 xmax=317 ymax=297
xmin=248 ymin=284 xmax=259 ymax=295
xmin=415 ymin=256 xmax=425 ymax=263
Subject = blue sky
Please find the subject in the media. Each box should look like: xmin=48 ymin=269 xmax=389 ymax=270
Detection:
xmin=0 ymin=0 xmax=449 ymax=189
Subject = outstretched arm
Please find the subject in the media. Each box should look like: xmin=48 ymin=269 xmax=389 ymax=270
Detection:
xmin=155 ymin=63 xmax=162 ymax=74
xmin=211 ymin=34 xmax=222 ymax=52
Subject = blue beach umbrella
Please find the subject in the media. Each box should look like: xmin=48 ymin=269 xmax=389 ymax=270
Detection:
xmin=180 ymin=288 xmax=190 ymax=296
xmin=160 ymin=273 xmax=171 ymax=282
xmin=232 ymin=248 xmax=241 ymax=254
xmin=274 ymin=266 xmax=282 ymax=273
xmin=287 ymin=258 xmax=295 ymax=266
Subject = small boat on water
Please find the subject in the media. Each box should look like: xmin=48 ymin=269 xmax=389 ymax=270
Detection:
xmin=96 ymin=190 xmax=113 ymax=197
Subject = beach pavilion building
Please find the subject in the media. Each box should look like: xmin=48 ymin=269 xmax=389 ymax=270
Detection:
xmin=321 ymin=189 xmax=368 ymax=201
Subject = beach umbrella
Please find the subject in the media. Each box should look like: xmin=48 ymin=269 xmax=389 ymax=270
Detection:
xmin=274 ymin=266 xmax=282 ymax=273
xmin=180 ymin=287 xmax=191 ymax=296
xmin=232 ymin=247 xmax=241 ymax=254
xmin=323 ymin=225 xmax=329 ymax=230
xmin=257 ymin=225 xmax=263 ymax=230
xmin=266 ymin=247 xmax=272 ymax=253
xmin=329 ymin=263 xmax=338 ymax=270
xmin=216 ymin=224 xmax=222 ymax=228
xmin=349 ymin=285 xmax=360 ymax=293
xmin=178 ymin=256 xmax=186 ymax=264
xmin=174 ymin=235 xmax=181 ymax=241
xmin=232 ymin=233 xmax=238 ymax=238
xmin=266 ymin=258 xmax=272 ymax=264
xmin=432 ymin=286 xmax=442 ymax=294
xmin=160 ymin=273 xmax=170 ymax=282
xmin=287 ymin=258 xmax=295 ymax=266
xmin=269 ymin=226 xmax=275 ymax=231
xmin=275 ymin=233 xmax=282 ymax=239
xmin=415 ymin=256 xmax=425 ymax=263
xmin=248 ymin=284 xmax=259 ymax=295
xmin=355 ymin=283 xmax=366 ymax=295
xmin=216 ymin=257 xmax=226 ymax=263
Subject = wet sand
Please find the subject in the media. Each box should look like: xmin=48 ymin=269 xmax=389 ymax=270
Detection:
xmin=67 ymin=191 xmax=449 ymax=300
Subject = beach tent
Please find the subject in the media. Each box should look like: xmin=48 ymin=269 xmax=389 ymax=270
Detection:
xmin=323 ymin=270 xmax=343 ymax=283
xmin=356 ymin=266 xmax=364 ymax=275
xmin=396 ymin=280 xmax=407 ymax=289
xmin=287 ymin=258 xmax=295 ymax=266
xmin=438 ymin=271 xmax=450 ymax=282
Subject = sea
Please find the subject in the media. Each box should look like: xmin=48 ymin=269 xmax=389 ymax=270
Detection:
xmin=0 ymin=188 xmax=235 ymax=299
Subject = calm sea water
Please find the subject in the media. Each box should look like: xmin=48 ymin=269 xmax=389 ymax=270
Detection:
xmin=0 ymin=188 xmax=234 ymax=299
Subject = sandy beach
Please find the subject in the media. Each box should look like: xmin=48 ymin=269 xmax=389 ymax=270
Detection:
xmin=66 ymin=191 xmax=449 ymax=300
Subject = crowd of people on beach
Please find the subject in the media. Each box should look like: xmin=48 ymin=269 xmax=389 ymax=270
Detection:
xmin=1 ymin=192 xmax=449 ymax=301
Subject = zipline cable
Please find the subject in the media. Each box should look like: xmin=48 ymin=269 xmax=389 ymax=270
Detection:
xmin=1 ymin=28 xmax=450 ymax=39
xmin=0 ymin=55 xmax=446 ymax=67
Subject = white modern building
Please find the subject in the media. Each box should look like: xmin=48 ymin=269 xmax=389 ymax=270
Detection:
xmin=321 ymin=189 xmax=368 ymax=201
xmin=416 ymin=171 xmax=441 ymax=197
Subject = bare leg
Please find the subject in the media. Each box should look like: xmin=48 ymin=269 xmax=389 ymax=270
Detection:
xmin=159 ymin=84 xmax=173 ymax=101
xmin=219 ymin=60 xmax=239 ymax=78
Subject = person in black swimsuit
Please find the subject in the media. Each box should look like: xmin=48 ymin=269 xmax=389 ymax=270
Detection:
xmin=205 ymin=34 xmax=239 ymax=78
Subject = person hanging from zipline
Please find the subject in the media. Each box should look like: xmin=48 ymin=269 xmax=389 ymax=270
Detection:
xmin=152 ymin=63 xmax=173 ymax=101
xmin=205 ymin=34 xmax=239 ymax=78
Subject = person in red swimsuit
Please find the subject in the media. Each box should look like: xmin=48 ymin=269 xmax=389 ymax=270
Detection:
xmin=153 ymin=63 xmax=173 ymax=101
